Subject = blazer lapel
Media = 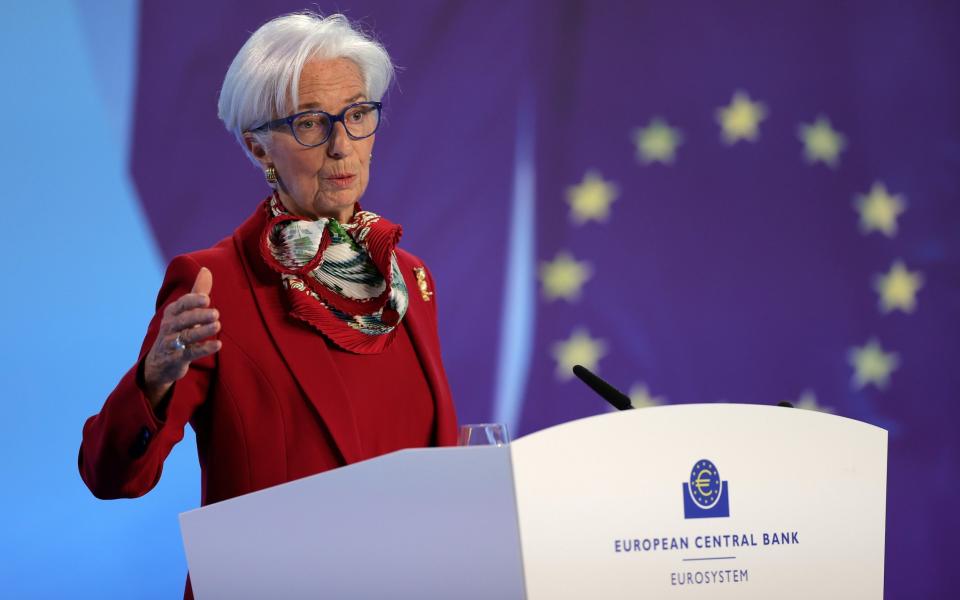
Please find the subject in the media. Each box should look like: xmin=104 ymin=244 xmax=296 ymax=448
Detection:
xmin=233 ymin=208 xmax=365 ymax=465
xmin=398 ymin=254 xmax=459 ymax=447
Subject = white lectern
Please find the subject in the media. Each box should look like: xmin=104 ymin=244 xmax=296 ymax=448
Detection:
xmin=180 ymin=404 xmax=887 ymax=599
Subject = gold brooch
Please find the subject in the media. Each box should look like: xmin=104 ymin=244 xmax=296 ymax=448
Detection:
xmin=413 ymin=267 xmax=433 ymax=302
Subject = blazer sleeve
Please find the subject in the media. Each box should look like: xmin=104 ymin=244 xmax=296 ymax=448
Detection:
xmin=78 ymin=254 xmax=217 ymax=499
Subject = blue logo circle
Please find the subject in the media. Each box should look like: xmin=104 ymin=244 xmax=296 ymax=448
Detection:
xmin=688 ymin=459 xmax=723 ymax=509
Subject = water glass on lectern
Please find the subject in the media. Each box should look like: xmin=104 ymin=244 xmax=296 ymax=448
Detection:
xmin=457 ymin=423 xmax=509 ymax=447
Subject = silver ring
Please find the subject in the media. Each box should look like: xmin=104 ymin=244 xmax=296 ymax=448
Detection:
xmin=172 ymin=333 xmax=186 ymax=352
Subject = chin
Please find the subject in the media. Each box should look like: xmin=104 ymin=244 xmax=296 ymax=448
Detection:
xmin=313 ymin=195 xmax=359 ymax=219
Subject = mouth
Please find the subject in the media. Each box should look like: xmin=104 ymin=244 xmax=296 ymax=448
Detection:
xmin=323 ymin=173 xmax=356 ymax=187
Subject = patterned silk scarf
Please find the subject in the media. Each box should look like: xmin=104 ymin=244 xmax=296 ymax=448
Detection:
xmin=259 ymin=194 xmax=409 ymax=354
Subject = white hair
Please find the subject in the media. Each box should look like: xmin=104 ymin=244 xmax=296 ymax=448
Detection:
xmin=218 ymin=11 xmax=395 ymax=162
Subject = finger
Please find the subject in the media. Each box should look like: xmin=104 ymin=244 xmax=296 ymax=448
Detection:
xmin=165 ymin=293 xmax=211 ymax=319
xmin=179 ymin=320 xmax=220 ymax=344
xmin=192 ymin=267 xmax=213 ymax=296
xmin=182 ymin=339 xmax=222 ymax=362
xmin=167 ymin=308 xmax=219 ymax=333
xmin=155 ymin=331 xmax=186 ymax=356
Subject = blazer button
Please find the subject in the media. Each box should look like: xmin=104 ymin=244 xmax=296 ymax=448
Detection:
xmin=129 ymin=426 xmax=153 ymax=458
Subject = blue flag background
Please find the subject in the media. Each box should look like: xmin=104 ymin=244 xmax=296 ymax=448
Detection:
xmin=1 ymin=1 xmax=956 ymax=597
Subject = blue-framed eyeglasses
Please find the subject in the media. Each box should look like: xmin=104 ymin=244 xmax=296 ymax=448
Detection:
xmin=251 ymin=101 xmax=382 ymax=147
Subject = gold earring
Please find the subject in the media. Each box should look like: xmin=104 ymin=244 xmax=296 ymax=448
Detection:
xmin=265 ymin=166 xmax=278 ymax=184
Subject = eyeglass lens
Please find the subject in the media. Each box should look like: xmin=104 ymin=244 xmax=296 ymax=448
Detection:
xmin=291 ymin=103 xmax=380 ymax=146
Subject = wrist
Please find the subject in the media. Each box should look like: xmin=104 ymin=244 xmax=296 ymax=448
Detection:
xmin=137 ymin=359 xmax=173 ymax=409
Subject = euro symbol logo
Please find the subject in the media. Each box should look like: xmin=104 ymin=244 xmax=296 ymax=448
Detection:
xmin=687 ymin=459 xmax=723 ymax=510
xmin=694 ymin=469 xmax=714 ymax=497
xmin=683 ymin=459 xmax=729 ymax=518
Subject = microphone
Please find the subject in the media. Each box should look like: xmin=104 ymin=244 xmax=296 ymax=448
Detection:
xmin=572 ymin=365 xmax=634 ymax=411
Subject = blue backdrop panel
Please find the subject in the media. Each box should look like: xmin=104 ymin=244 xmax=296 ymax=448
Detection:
xmin=0 ymin=2 xmax=198 ymax=598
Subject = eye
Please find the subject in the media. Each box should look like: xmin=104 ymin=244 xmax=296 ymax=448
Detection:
xmin=294 ymin=114 xmax=328 ymax=131
xmin=349 ymin=104 xmax=375 ymax=121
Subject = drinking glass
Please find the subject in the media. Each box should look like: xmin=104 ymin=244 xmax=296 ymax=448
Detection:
xmin=457 ymin=423 xmax=510 ymax=447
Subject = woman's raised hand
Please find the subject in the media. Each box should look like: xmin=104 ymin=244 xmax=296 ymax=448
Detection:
xmin=143 ymin=267 xmax=222 ymax=407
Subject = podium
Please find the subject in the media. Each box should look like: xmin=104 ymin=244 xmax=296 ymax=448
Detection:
xmin=180 ymin=404 xmax=887 ymax=599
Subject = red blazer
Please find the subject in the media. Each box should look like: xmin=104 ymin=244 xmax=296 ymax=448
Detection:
xmin=79 ymin=204 xmax=458 ymax=506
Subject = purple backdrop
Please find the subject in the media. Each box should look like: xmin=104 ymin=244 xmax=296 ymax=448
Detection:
xmin=133 ymin=2 xmax=959 ymax=596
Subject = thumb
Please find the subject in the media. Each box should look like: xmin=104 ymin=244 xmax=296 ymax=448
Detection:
xmin=191 ymin=267 xmax=213 ymax=296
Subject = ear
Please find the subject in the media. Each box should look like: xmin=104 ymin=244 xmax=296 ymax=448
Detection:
xmin=243 ymin=132 xmax=272 ymax=169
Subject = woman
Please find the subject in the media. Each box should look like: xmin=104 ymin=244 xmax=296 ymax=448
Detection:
xmin=79 ymin=11 xmax=458 ymax=595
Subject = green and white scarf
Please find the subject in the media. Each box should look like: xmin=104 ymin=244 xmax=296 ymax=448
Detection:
xmin=260 ymin=194 xmax=409 ymax=353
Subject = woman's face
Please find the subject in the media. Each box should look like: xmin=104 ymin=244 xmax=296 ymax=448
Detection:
xmin=248 ymin=58 xmax=374 ymax=222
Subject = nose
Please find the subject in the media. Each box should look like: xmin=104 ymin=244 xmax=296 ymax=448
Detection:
xmin=326 ymin=121 xmax=352 ymax=159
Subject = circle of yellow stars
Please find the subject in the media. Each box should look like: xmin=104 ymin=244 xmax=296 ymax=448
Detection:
xmin=542 ymin=88 xmax=924 ymax=415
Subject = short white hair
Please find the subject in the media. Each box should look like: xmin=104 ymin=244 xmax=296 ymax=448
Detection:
xmin=218 ymin=11 xmax=394 ymax=161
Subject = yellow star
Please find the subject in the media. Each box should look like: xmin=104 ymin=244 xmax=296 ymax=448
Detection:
xmin=628 ymin=383 xmax=665 ymax=409
xmin=874 ymin=260 xmax=924 ymax=314
xmin=632 ymin=118 xmax=683 ymax=165
xmin=539 ymin=251 xmax=592 ymax=302
xmin=787 ymin=389 xmax=834 ymax=413
xmin=566 ymin=170 xmax=618 ymax=224
xmin=552 ymin=328 xmax=607 ymax=382
xmin=797 ymin=115 xmax=847 ymax=168
xmin=848 ymin=339 xmax=899 ymax=390
xmin=716 ymin=90 xmax=768 ymax=144
xmin=854 ymin=182 xmax=906 ymax=237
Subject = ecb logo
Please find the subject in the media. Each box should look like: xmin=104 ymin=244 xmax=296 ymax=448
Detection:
xmin=682 ymin=459 xmax=730 ymax=519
